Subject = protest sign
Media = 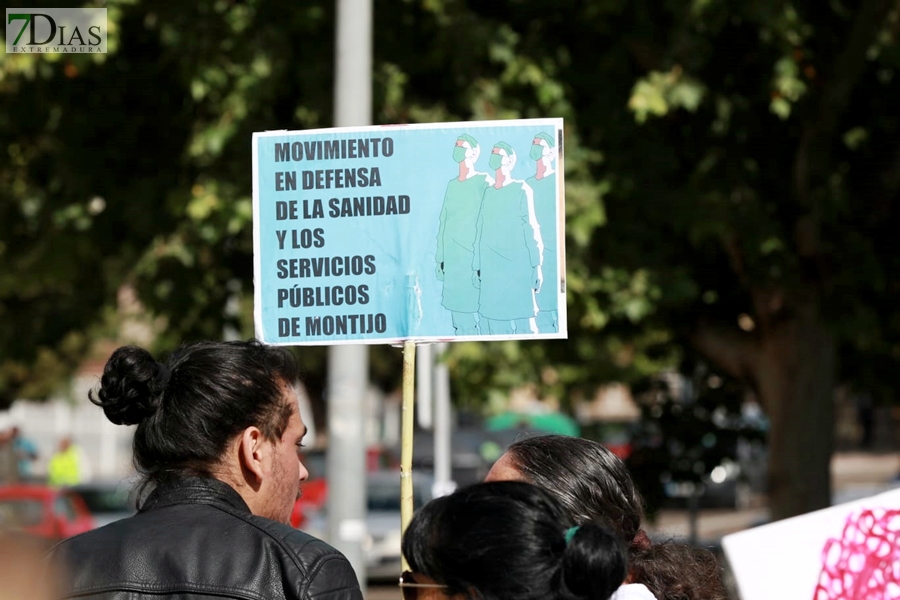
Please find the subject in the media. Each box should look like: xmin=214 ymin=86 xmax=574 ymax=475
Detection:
xmin=252 ymin=118 xmax=566 ymax=345
xmin=722 ymin=486 xmax=900 ymax=600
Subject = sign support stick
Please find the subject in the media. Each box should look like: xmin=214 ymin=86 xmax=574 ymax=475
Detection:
xmin=400 ymin=339 xmax=417 ymax=571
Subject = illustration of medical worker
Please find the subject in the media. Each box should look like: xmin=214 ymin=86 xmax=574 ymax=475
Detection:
xmin=473 ymin=142 xmax=543 ymax=335
xmin=435 ymin=134 xmax=494 ymax=335
xmin=525 ymin=132 xmax=559 ymax=333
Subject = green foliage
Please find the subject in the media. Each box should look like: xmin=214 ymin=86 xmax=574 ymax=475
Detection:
xmin=0 ymin=0 xmax=898 ymax=445
xmin=629 ymin=66 xmax=707 ymax=123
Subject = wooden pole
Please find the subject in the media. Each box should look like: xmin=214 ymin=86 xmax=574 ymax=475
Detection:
xmin=399 ymin=340 xmax=416 ymax=572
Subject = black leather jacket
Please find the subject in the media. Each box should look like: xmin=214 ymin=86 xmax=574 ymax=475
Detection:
xmin=47 ymin=477 xmax=363 ymax=600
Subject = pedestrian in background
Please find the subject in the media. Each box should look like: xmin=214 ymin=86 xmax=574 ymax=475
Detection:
xmin=486 ymin=435 xmax=726 ymax=600
xmin=11 ymin=426 xmax=39 ymax=482
xmin=47 ymin=437 xmax=84 ymax=487
xmin=401 ymin=480 xmax=628 ymax=600
xmin=46 ymin=339 xmax=362 ymax=600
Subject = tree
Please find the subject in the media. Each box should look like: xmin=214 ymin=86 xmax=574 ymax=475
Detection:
xmin=1 ymin=0 xmax=898 ymax=520
xmin=604 ymin=0 xmax=900 ymax=521
xmin=378 ymin=0 xmax=900 ymax=519
xmin=1 ymin=0 xmax=335 ymax=422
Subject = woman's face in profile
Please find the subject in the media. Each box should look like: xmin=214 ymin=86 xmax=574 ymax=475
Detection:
xmin=484 ymin=452 xmax=525 ymax=483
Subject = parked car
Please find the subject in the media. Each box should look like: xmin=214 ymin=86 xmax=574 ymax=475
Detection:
xmin=291 ymin=478 xmax=328 ymax=529
xmin=0 ymin=484 xmax=94 ymax=540
xmin=301 ymin=471 xmax=435 ymax=581
xmin=301 ymin=449 xmax=327 ymax=480
xmin=290 ymin=446 xmax=408 ymax=529
xmin=581 ymin=421 xmax=640 ymax=460
xmin=625 ymin=368 xmax=771 ymax=512
xmin=408 ymin=426 xmax=543 ymax=487
xmin=68 ymin=479 xmax=138 ymax=528
xmin=362 ymin=471 xmax=436 ymax=580
xmin=291 ymin=450 xmax=329 ymax=529
xmin=629 ymin=409 xmax=768 ymax=511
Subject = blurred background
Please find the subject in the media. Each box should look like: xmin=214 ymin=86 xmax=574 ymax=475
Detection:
xmin=2 ymin=1 xmax=900 ymax=598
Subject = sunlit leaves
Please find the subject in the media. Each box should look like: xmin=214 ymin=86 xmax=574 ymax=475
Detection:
xmin=628 ymin=66 xmax=707 ymax=123
xmin=565 ymin=178 xmax=608 ymax=248
xmin=770 ymin=56 xmax=807 ymax=119
xmin=842 ymin=127 xmax=868 ymax=150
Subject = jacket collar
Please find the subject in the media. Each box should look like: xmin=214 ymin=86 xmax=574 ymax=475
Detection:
xmin=141 ymin=476 xmax=251 ymax=514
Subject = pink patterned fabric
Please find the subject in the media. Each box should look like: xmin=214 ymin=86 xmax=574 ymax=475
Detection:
xmin=813 ymin=507 xmax=900 ymax=600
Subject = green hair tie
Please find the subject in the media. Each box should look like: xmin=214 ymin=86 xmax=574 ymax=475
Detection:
xmin=564 ymin=526 xmax=580 ymax=544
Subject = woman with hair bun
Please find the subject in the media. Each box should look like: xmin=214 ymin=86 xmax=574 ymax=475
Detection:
xmin=486 ymin=435 xmax=726 ymax=600
xmin=401 ymin=481 xmax=629 ymax=600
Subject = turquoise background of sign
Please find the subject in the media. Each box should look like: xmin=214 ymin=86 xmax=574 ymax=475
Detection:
xmin=253 ymin=119 xmax=564 ymax=345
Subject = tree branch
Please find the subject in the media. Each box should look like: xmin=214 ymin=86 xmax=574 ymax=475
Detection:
xmin=721 ymin=230 xmax=748 ymax=287
xmin=689 ymin=316 xmax=759 ymax=385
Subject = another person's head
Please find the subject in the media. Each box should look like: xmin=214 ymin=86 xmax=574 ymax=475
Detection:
xmin=486 ymin=434 xmax=643 ymax=541
xmin=486 ymin=435 xmax=726 ymax=600
xmin=89 ymin=339 xmax=308 ymax=524
xmin=401 ymin=480 xmax=627 ymax=600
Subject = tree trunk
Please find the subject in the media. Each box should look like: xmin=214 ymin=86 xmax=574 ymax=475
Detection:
xmin=754 ymin=300 xmax=835 ymax=521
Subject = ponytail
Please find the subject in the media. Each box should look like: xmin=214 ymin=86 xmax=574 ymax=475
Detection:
xmin=558 ymin=524 xmax=627 ymax=600
xmin=404 ymin=482 xmax=631 ymax=600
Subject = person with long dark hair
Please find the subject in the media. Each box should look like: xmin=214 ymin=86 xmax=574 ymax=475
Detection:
xmin=46 ymin=339 xmax=361 ymax=600
xmin=402 ymin=481 xmax=628 ymax=600
xmin=486 ymin=435 xmax=726 ymax=600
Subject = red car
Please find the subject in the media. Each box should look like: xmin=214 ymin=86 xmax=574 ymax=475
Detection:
xmin=0 ymin=484 xmax=94 ymax=541
xmin=291 ymin=478 xmax=327 ymax=529
xmin=289 ymin=446 xmax=398 ymax=529
xmin=291 ymin=450 xmax=329 ymax=529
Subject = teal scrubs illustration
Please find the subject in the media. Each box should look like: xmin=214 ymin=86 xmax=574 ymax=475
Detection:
xmin=473 ymin=142 xmax=543 ymax=335
xmin=435 ymin=134 xmax=493 ymax=335
xmin=525 ymin=131 xmax=559 ymax=333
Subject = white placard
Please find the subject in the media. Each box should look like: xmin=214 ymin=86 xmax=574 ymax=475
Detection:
xmin=722 ymin=487 xmax=900 ymax=600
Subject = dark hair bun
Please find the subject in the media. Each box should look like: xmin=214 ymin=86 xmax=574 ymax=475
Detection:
xmin=89 ymin=346 xmax=167 ymax=426
xmin=560 ymin=524 xmax=627 ymax=600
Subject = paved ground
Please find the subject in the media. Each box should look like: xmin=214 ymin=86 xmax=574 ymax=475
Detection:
xmin=831 ymin=450 xmax=900 ymax=486
xmin=364 ymin=451 xmax=900 ymax=600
